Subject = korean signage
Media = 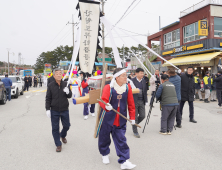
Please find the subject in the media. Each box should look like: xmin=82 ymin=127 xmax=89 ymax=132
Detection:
xmin=78 ymin=1 xmax=100 ymax=74
xmin=198 ymin=20 xmax=208 ymax=36
xmin=162 ymin=44 xmax=204 ymax=56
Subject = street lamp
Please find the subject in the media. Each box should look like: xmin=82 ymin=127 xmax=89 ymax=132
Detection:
xmin=6 ymin=48 xmax=14 ymax=75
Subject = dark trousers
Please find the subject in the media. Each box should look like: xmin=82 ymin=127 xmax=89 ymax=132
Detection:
xmin=34 ymin=82 xmax=37 ymax=87
xmin=24 ymin=83 xmax=29 ymax=91
xmin=51 ymin=110 xmax=70 ymax=146
xmin=29 ymin=82 xmax=32 ymax=87
xmin=39 ymin=82 xmax=42 ymax=87
xmin=132 ymin=100 xmax=145 ymax=133
xmin=99 ymin=124 xmax=129 ymax=164
xmin=83 ymin=103 xmax=89 ymax=116
xmin=5 ymin=86 xmax=11 ymax=101
xmin=216 ymin=89 xmax=222 ymax=106
xmin=90 ymin=104 xmax=95 ymax=113
xmin=161 ymin=105 xmax=178 ymax=132
xmin=178 ymin=101 xmax=194 ymax=125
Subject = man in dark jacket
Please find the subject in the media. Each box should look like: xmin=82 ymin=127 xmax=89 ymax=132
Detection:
xmin=168 ymin=69 xmax=181 ymax=128
xmin=213 ymin=70 xmax=222 ymax=108
xmin=1 ymin=74 xmax=12 ymax=101
xmin=45 ymin=68 xmax=72 ymax=152
xmin=194 ymin=72 xmax=203 ymax=101
xmin=24 ymin=75 xmax=29 ymax=91
xmin=131 ymin=68 xmax=148 ymax=138
xmin=47 ymin=71 xmax=55 ymax=86
xmin=156 ymin=74 xmax=179 ymax=135
xmin=177 ymin=66 xmax=197 ymax=127
xmin=28 ymin=76 xmax=32 ymax=87
xmin=203 ymin=71 xmax=211 ymax=103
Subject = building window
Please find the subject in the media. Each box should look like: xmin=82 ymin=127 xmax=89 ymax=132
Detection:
xmin=183 ymin=20 xmax=207 ymax=43
xmin=164 ymin=29 xmax=180 ymax=50
xmin=214 ymin=17 xmax=222 ymax=38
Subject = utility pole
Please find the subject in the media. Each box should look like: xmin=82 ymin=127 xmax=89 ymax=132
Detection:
xmin=102 ymin=0 xmax=105 ymax=70
xmin=123 ymin=44 xmax=125 ymax=68
xmin=6 ymin=48 xmax=10 ymax=75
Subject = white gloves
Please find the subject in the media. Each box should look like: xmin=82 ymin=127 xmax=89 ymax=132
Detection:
xmin=146 ymin=103 xmax=149 ymax=106
xmin=178 ymin=69 xmax=182 ymax=74
xmin=46 ymin=110 xmax=51 ymax=118
xmin=131 ymin=120 xmax=135 ymax=125
xmin=105 ymin=103 xmax=113 ymax=111
xmin=63 ymin=87 xmax=69 ymax=94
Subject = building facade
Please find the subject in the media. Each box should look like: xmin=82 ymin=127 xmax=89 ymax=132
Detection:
xmin=148 ymin=1 xmax=222 ymax=77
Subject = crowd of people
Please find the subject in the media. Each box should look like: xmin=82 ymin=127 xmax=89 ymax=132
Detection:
xmin=23 ymin=75 xmax=43 ymax=91
xmin=44 ymin=66 xmax=222 ymax=170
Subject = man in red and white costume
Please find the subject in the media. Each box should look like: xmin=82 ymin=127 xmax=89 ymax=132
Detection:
xmin=98 ymin=68 xmax=136 ymax=170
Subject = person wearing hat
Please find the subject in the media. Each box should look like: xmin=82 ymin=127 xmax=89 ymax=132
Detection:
xmin=194 ymin=72 xmax=203 ymax=101
xmin=156 ymin=74 xmax=179 ymax=135
xmin=98 ymin=68 xmax=136 ymax=169
xmin=203 ymin=71 xmax=211 ymax=103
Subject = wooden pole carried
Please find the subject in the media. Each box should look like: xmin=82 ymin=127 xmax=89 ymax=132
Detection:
xmin=94 ymin=64 xmax=108 ymax=138
xmin=98 ymin=99 xmax=141 ymax=128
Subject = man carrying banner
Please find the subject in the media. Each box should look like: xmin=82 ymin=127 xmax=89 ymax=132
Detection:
xmin=98 ymin=68 xmax=136 ymax=169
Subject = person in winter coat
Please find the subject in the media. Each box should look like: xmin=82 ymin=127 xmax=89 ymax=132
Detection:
xmin=1 ymin=74 xmax=12 ymax=101
xmin=168 ymin=69 xmax=181 ymax=128
xmin=24 ymin=75 xmax=29 ymax=91
xmin=203 ymin=71 xmax=211 ymax=103
xmin=28 ymin=75 xmax=32 ymax=87
xmin=178 ymin=66 xmax=197 ymax=127
xmin=45 ymin=68 xmax=72 ymax=152
xmin=156 ymin=74 xmax=179 ymax=135
xmin=210 ymin=74 xmax=217 ymax=102
xmin=213 ymin=70 xmax=222 ymax=108
xmin=39 ymin=76 xmax=43 ymax=87
xmin=194 ymin=72 xmax=203 ymax=101
xmin=144 ymin=74 xmax=149 ymax=91
xmin=149 ymin=69 xmax=161 ymax=107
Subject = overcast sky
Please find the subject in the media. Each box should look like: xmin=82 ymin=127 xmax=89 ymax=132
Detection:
xmin=0 ymin=0 xmax=203 ymax=65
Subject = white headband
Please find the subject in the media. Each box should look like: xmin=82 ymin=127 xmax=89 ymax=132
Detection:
xmin=110 ymin=69 xmax=126 ymax=87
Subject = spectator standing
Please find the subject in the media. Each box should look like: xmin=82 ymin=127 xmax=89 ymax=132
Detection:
xmin=144 ymin=74 xmax=149 ymax=91
xmin=24 ymin=75 xmax=29 ymax=91
xmin=156 ymin=74 xmax=179 ymax=135
xmin=28 ymin=75 xmax=32 ymax=87
xmin=203 ymin=71 xmax=211 ymax=103
xmin=178 ymin=66 xmax=197 ymax=127
xmin=45 ymin=68 xmax=72 ymax=152
xmin=39 ymin=76 xmax=42 ymax=87
xmin=131 ymin=68 xmax=148 ymax=138
xmin=213 ymin=70 xmax=222 ymax=108
xmin=194 ymin=72 xmax=203 ymax=101
xmin=149 ymin=69 xmax=161 ymax=107
xmin=210 ymin=74 xmax=217 ymax=102
xmin=168 ymin=69 xmax=181 ymax=128
xmin=34 ymin=76 xmax=38 ymax=88
xmin=1 ymin=74 xmax=12 ymax=101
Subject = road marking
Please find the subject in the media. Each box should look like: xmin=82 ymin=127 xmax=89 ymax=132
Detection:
xmin=24 ymin=90 xmax=46 ymax=93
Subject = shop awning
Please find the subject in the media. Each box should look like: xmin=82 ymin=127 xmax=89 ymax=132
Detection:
xmin=162 ymin=52 xmax=222 ymax=67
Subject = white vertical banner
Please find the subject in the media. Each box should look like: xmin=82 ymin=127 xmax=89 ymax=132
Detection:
xmin=79 ymin=1 xmax=100 ymax=74
xmin=100 ymin=16 xmax=122 ymax=68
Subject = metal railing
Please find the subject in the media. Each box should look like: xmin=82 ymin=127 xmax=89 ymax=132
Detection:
xmin=180 ymin=0 xmax=222 ymax=17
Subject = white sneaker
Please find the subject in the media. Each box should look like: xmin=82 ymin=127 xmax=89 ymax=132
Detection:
xmin=102 ymin=155 xmax=110 ymax=164
xmin=84 ymin=116 xmax=88 ymax=120
xmin=217 ymin=106 xmax=222 ymax=109
xmin=121 ymin=160 xmax=136 ymax=169
xmin=91 ymin=113 xmax=95 ymax=117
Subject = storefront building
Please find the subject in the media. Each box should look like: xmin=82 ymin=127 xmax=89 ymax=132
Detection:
xmin=147 ymin=1 xmax=222 ymax=78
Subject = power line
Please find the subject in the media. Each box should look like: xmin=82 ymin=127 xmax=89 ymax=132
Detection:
xmin=118 ymin=27 xmax=147 ymax=36
xmin=106 ymin=0 xmax=117 ymax=16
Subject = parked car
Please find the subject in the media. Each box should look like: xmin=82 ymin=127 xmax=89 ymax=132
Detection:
xmin=0 ymin=76 xmax=24 ymax=99
xmin=0 ymin=81 xmax=7 ymax=104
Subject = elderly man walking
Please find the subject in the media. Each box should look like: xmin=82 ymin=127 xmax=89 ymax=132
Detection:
xmin=45 ymin=68 xmax=72 ymax=152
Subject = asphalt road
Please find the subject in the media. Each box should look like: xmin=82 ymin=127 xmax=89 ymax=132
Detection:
xmin=0 ymin=86 xmax=222 ymax=170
